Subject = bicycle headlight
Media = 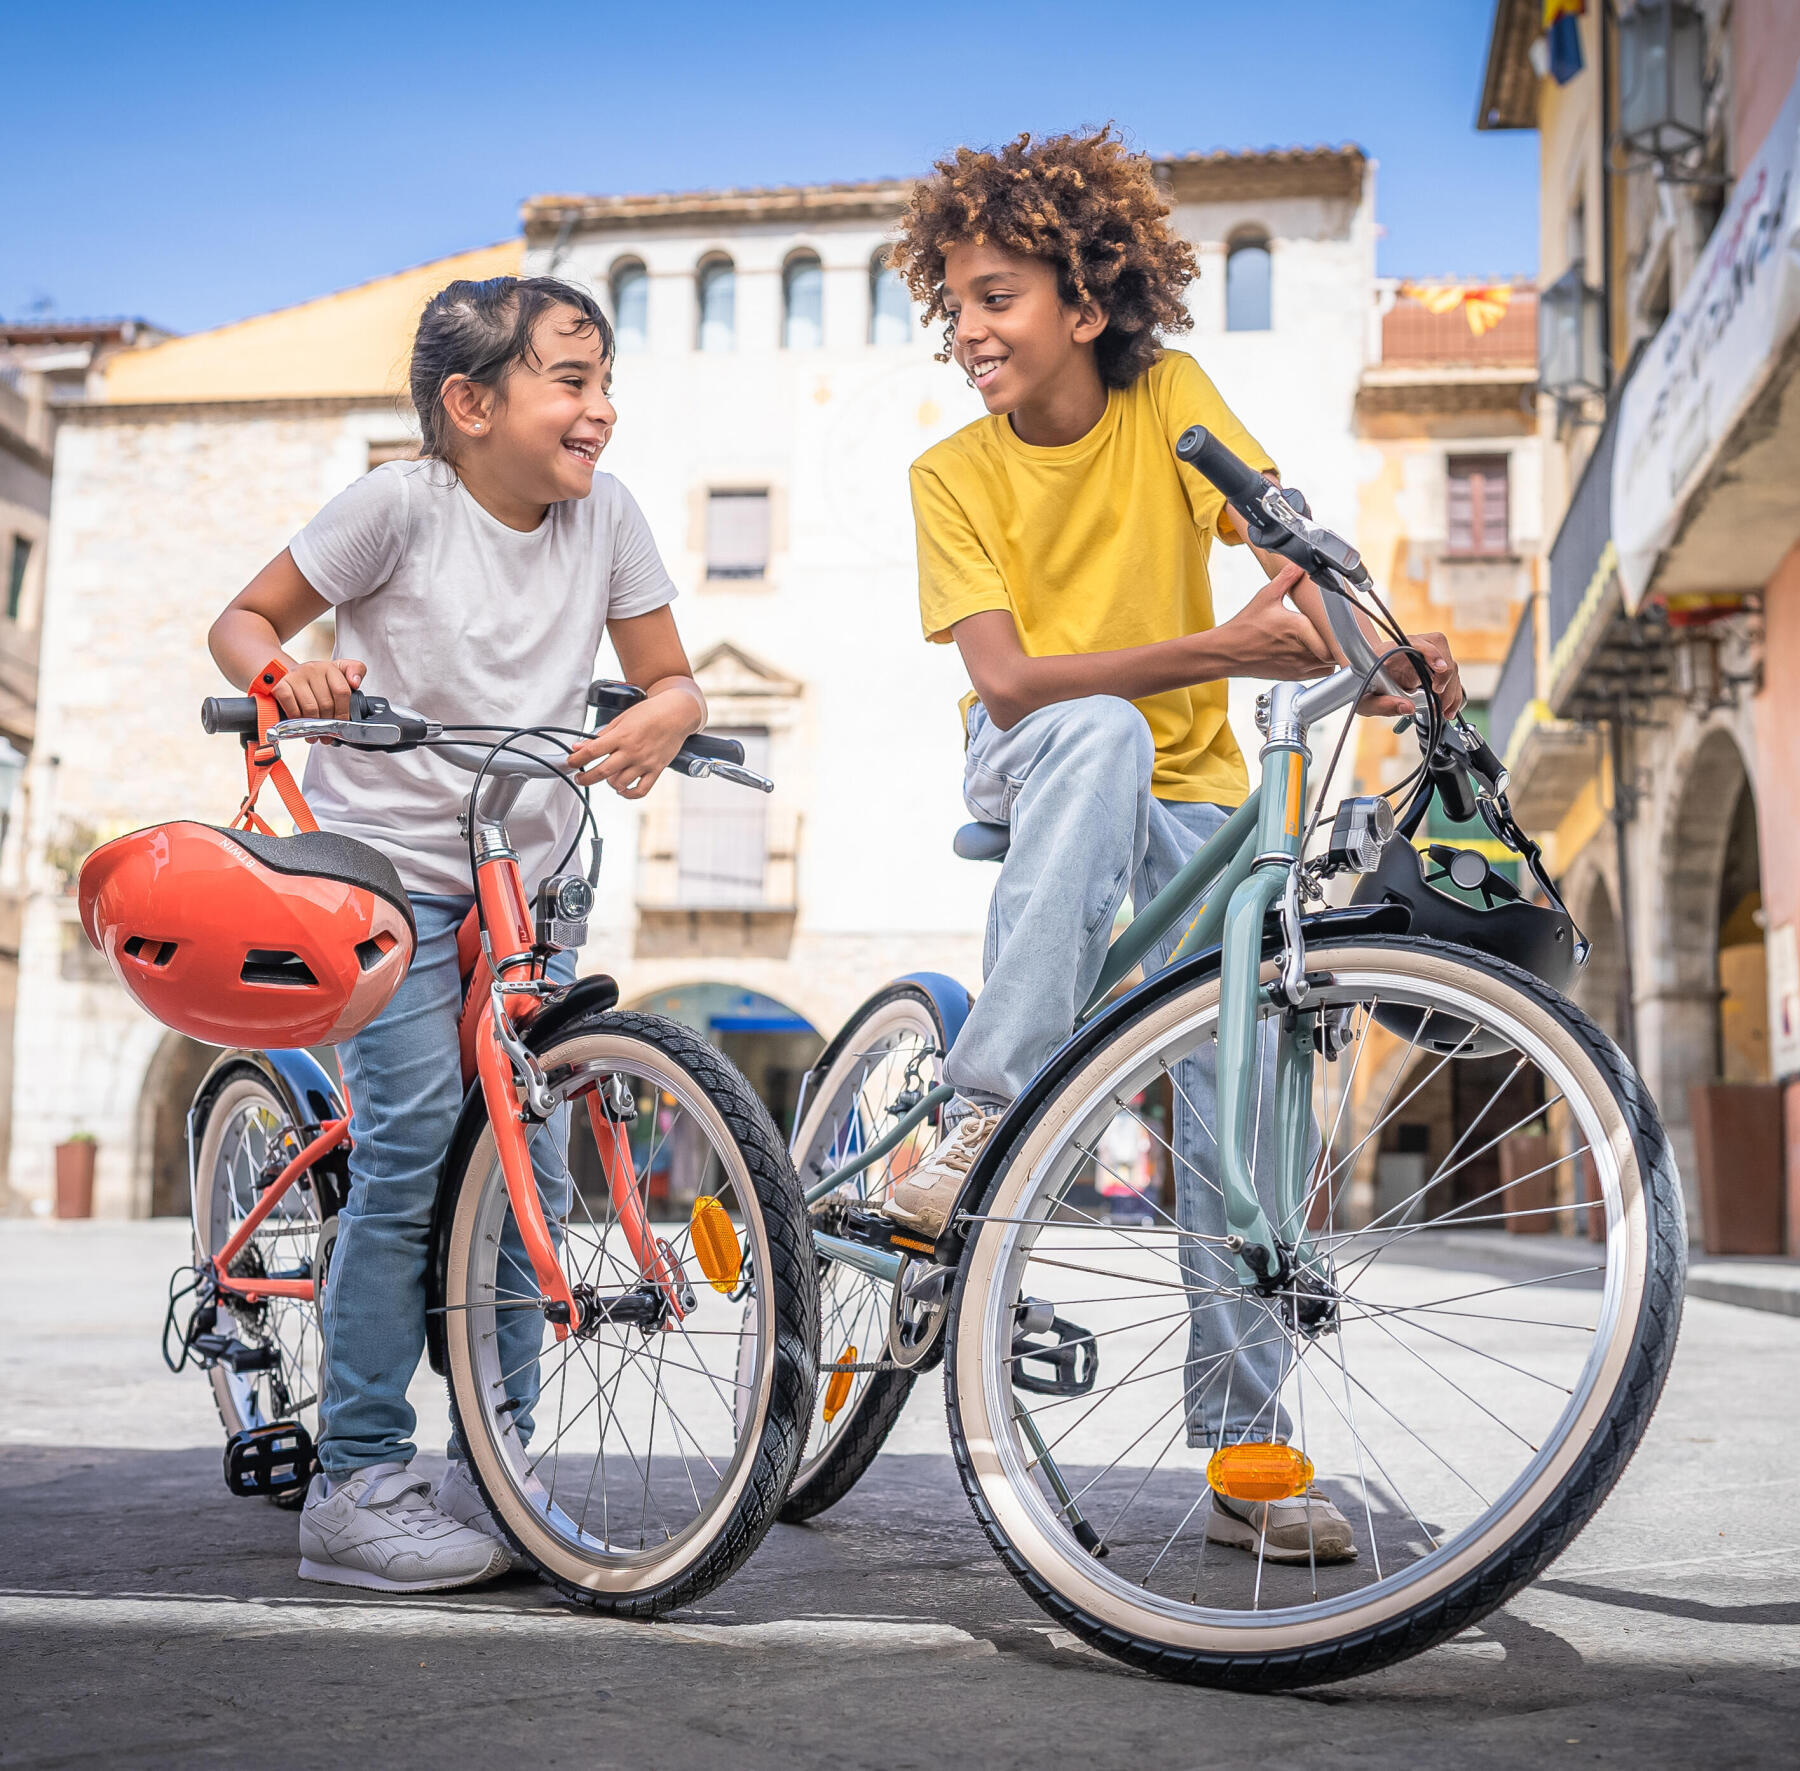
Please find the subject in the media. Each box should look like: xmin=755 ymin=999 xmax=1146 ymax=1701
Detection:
xmin=534 ymin=873 xmax=594 ymax=951
xmin=1325 ymin=796 xmax=1395 ymax=875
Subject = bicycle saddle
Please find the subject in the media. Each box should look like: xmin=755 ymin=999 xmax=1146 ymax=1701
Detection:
xmin=954 ymin=822 xmax=1010 ymax=863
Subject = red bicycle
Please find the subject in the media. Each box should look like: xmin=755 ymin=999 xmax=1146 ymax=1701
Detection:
xmin=163 ymin=678 xmax=817 ymax=1613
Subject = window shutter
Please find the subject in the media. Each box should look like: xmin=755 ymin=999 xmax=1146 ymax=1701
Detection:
xmin=1447 ymin=455 xmax=1509 ymax=557
xmin=677 ymin=729 xmax=771 ymax=906
xmin=706 ymin=491 xmax=770 ymax=579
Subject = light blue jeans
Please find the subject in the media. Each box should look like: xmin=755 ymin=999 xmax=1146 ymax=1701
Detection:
xmin=318 ymin=893 xmax=576 ymax=1477
xmin=944 ymin=697 xmax=1293 ymax=1446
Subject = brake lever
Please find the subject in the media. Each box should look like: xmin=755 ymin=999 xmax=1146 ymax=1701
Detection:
xmin=676 ymin=757 xmax=774 ymax=793
xmin=266 ymin=718 xmax=404 ymax=746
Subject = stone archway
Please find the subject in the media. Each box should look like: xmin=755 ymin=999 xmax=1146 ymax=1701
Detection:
xmin=1569 ymin=869 xmax=1625 ymax=1047
xmin=135 ymin=1033 xmax=217 ymax=1217
xmin=1642 ymin=728 xmax=1762 ymax=1228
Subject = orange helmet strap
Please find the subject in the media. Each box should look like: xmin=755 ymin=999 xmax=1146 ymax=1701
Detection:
xmin=232 ymin=658 xmax=320 ymax=837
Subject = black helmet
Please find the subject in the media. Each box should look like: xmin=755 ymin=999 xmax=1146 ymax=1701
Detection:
xmin=1350 ymin=839 xmax=1578 ymax=1055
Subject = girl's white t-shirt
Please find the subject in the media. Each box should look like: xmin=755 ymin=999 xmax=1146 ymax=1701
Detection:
xmin=288 ymin=459 xmax=676 ymax=898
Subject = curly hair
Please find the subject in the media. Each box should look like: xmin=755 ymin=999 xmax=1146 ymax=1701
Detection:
xmin=891 ymin=127 xmax=1197 ymax=388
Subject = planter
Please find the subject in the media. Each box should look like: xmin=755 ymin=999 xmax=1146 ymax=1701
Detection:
xmin=1499 ymin=1130 xmax=1555 ymax=1234
xmin=54 ymin=1140 xmax=96 ymax=1219
xmin=1690 ymin=1082 xmax=1785 ymax=1255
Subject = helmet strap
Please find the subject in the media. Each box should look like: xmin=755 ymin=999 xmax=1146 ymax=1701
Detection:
xmin=231 ymin=659 xmax=320 ymax=837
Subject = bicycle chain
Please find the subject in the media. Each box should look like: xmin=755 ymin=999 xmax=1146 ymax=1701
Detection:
xmin=820 ymin=1358 xmax=900 ymax=1374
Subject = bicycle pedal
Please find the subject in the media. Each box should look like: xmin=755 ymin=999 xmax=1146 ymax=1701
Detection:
xmin=223 ymin=1421 xmax=315 ymax=1498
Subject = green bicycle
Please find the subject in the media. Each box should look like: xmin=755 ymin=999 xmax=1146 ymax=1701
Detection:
xmin=781 ymin=427 xmax=1685 ymax=1689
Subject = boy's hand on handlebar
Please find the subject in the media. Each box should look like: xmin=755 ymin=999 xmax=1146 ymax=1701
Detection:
xmin=274 ymin=657 xmax=367 ymax=721
xmin=1215 ymin=564 xmax=1337 ymax=682
xmin=569 ymin=688 xmax=699 ymax=799
xmin=1362 ymin=632 xmax=1464 ymax=721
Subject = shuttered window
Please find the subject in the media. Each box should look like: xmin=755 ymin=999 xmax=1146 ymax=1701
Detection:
xmin=677 ymin=729 xmax=770 ymax=907
xmin=1447 ymin=455 xmax=1510 ymax=557
xmin=706 ymin=490 xmax=769 ymax=579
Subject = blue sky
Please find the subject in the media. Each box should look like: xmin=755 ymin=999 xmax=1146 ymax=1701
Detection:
xmin=5 ymin=1 xmax=1535 ymax=336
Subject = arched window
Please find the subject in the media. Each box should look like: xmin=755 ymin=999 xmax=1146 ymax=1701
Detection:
xmin=782 ymin=252 xmax=823 ymax=349
xmin=610 ymin=259 xmax=647 ymax=354
xmin=1225 ymin=234 xmax=1272 ymax=332
xmin=697 ymin=255 xmax=736 ymax=352
xmin=869 ymin=251 xmax=911 ymax=346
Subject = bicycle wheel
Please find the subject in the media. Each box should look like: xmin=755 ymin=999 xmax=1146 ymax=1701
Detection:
xmin=946 ymin=934 xmax=1684 ymax=1689
xmin=782 ymin=980 xmax=957 ymax=1522
xmin=440 ymin=1008 xmax=816 ymax=1614
xmin=191 ymin=1062 xmax=333 ymax=1507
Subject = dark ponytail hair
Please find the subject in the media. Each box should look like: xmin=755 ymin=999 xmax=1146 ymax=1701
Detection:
xmin=409 ymin=275 xmax=614 ymax=461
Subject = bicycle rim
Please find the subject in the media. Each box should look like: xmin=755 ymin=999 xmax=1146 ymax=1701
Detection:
xmin=949 ymin=938 xmax=1678 ymax=1675
xmin=444 ymin=1027 xmax=784 ymax=1599
xmin=194 ymin=1073 xmax=325 ymax=1459
xmin=788 ymin=988 xmax=946 ymax=1498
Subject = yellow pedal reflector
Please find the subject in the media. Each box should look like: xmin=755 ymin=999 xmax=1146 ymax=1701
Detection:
xmin=689 ymin=1196 xmax=741 ymax=1294
xmin=822 ymin=1346 xmax=856 ymax=1423
xmin=1206 ymin=1442 xmax=1314 ymax=1503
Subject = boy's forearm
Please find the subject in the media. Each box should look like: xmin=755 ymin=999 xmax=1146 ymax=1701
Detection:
xmin=971 ymin=630 xmax=1241 ymax=729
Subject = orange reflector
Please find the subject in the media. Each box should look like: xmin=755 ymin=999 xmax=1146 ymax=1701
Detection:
xmin=689 ymin=1196 xmax=741 ymax=1294
xmin=822 ymin=1346 xmax=856 ymax=1423
xmin=1206 ymin=1442 xmax=1314 ymax=1503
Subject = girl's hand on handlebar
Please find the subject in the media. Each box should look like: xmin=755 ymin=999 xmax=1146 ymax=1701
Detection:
xmin=569 ymin=687 xmax=698 ymax=799
xmin=274 ymin=657 xmax=367 ymax=721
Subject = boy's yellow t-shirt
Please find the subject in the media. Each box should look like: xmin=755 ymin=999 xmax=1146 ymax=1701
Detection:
xmin=911 ymin=349 xmax=1275 ymax=806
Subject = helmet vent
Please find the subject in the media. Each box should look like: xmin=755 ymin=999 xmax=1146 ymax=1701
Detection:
xmin=241 ymin=949 xmax=320 ymax=988
xmin=355 ymin=931 xmax=399 ymax=972
xmin=122 ymin=935 xmax=178 ymax=967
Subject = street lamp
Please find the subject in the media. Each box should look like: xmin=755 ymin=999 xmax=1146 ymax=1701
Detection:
xmin=1539 ymin=264 xmax=1607 ymax=406
xmin=1615 ymin=1 xmax=1716 ymax=180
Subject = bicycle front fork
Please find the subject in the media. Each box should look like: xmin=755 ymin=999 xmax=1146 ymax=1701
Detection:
xmin=1215 ymin=697 xmax=1317 ymax=1290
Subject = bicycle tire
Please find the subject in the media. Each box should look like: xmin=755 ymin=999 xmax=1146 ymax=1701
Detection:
xmin=441 ymin=1008 xmax=816 ymax=1615
xmin=944 ymin=934 xmax=1684 ymax=1690
xmin=190 ymin=1060 xmax=331 ymax=1508
xmin=782 ymin=980 xmax=957 ymax=1522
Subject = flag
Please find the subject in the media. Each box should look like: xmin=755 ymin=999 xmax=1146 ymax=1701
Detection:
xmin=1400 ymin=282 xmax=1515 ymax=337
xmin=1544 ymin=0 xmax=1585 ymax=84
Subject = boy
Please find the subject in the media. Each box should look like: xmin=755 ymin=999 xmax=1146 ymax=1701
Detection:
xmin=883 ymin=129 xmax=1462 ymax=1563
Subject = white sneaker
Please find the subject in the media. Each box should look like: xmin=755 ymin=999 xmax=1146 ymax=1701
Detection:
xmin=437 ymin=1458 xmax=549 ymax=1571
xmin=297 ymin=1462 xmax=509 ymax=1592
xmin=1206 ymin=1488 xmax=1358 ymax=1565
xmin=883 ymin=1107 xmax=1002 ymax=1239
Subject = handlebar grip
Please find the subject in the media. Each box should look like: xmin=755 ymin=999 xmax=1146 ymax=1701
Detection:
xmin=200 ymin=696 xmax=259 ymax=738
xmin=203 ymin=686 xmax=378 ymax=738
xmin=681 ymin=732 xmax=746 ymax=767
xmin=1431 ymin=758 xmax=1478 ymax=825
xmin=1174 ymin=426 xmax=1274 ymax=513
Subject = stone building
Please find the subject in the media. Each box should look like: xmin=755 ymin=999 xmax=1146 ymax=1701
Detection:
xmin=14 ymin=148 xmax=1380 ymax=1217
xmin=1479 ymin=0 xmax=1800 ymax=1253
xmin=1343 ymin=279 xmax=1543 ymax=1223
xmin=0 ymin=319 xmax=167 ymax=1199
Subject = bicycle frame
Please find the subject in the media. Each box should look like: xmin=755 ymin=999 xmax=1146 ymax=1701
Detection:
xmin=805 ymin=670 xmax=1362 ymax=1292
xmin=201 ymin=804 xmax=632 ymax=1342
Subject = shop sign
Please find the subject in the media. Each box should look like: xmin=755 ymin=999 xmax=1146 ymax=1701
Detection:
xmin=1613 ymin=64 xmax=1800 ymax=611
xmin=1768 ymin=921 xmax=1800 ymax=1083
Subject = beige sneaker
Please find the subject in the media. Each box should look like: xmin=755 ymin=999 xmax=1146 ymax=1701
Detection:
xmin=883 ymin=1108 xmax=1001 ymax=1239
xmin=1206 ymin=1487 xmax=1357 ymax=1564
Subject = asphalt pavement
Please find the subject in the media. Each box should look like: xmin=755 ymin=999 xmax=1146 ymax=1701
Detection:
xmin=2 ymin=1220 xmax=1796 ymax=1769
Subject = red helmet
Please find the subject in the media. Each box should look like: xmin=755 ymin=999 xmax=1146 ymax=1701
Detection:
xmin=79 ymin=823 xmax=415 ymax=1048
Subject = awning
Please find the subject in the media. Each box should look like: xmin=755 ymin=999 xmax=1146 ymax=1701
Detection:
xmin=1612 ymin=64 xmax=1800 ymax=612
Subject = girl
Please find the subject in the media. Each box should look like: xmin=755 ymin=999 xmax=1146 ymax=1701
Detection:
xmin=209 ymin=275 xmax=705 ymax=1592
